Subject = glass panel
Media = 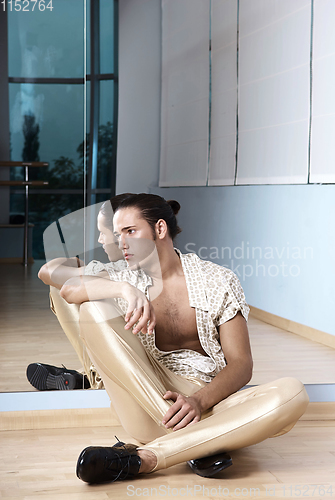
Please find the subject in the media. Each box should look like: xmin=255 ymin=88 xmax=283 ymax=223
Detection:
xmin=86 ymin=0 xmax=91 ymax=75
xmin=9 ymin=83 xmax=84 ymax=188
xmin=10 ymin=192 xmax=84 ymax=260
xmin=97 ymin=79 xmax=115 ymax=189
xmin=81 ymin=79 xmax=90 ymax=184
xmin=8 ymin=0 xmax=85 ymax=79
xmin=85 ymin=79 xmax=90 ymax=134
xmin=100 ymin=0 xmax=115 ymax=74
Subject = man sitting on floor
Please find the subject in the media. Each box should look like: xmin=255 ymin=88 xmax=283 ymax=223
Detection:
xmin=37 ymin=193 xmax=309 ymax=483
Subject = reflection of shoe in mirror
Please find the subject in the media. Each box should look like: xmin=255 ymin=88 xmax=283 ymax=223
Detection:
xmin=26 ymin=363 xmax=90 ymax=391
xmin=76 ymin=442 xmax=141 ymax=484
xmin=187 ymin=452 xmax=233 ymax=477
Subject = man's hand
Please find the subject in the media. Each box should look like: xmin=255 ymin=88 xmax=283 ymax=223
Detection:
xmin=170 ymin=312 xmax=253 ymax=415
xmin=162 ymin=391 xmax=202 ymax=431
xmin=122 ymin=283 xmax=156 ymax=335
xmin=60 ymin=276 xmax=156 ymax=335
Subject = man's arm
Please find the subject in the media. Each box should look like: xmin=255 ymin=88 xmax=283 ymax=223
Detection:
xmin=38 ymin=257 xmax=85 ymax=289
xmin=60 ymin=274 xmax=156 ymax=334
xmin=162 ymin=312 xmax=253 ymax=431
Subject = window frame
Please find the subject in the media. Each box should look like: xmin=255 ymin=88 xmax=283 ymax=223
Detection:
xmin=1 ymin=0 xmax=118 ymax=204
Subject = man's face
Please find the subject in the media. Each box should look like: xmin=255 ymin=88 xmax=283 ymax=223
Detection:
xmin=112 ymin=207 xmax=156 ymax=268
xmin=97 ymin=213 xmax=119 ymax=261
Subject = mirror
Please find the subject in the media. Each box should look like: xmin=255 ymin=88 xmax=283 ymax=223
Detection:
xmin=0 ymin=0 xmax=118 ymax=393
xmin=1 ymin=0 xmax=334 ymax=405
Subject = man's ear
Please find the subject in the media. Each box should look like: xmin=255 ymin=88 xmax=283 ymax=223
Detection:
xmin=155 ymin=219 xmax=168 ymax=239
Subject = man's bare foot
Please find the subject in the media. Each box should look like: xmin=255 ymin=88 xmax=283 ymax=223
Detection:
xmin=138 ymin=449 xmax=157 ymax=473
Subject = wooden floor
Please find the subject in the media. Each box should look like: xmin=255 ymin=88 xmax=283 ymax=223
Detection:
xmin=248 ymin=317 xmax=335 ymax=385
xmin=1 ymin=420 xmax=335 ymax=499
xmin=0 ymin=261 xmax=81 ymax=392
xmin=1 ymin=261 xmax=335 ymax=392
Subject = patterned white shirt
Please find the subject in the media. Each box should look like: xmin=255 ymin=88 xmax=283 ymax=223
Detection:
xmin=85 ymin=249 xmax=249 ymax=383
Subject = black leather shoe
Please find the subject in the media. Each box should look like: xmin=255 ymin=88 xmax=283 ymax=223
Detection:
xmin=187 ymin=452 xmax=233 ymax=477
xmin=26 ymin=363 xmax=90 ymax=391
xmin=76 ymin=443 xmax=141 ymax=484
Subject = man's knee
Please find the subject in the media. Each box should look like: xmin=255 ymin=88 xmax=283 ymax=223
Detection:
xmin=255 ymin=378 xmax=309 ymax=431
xmin=272 ymin=377 xmax=309 ymax=406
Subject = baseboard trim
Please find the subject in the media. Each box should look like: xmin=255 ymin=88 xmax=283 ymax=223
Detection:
xmin=249 ymin=305 xmax=335 ymax=350
xmin=0 ymin=407 xmax=121 ymax=431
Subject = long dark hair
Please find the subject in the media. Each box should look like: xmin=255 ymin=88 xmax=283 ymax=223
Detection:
xmin=99 ymin=193 xmax=134 ymax=229
xmin=108 ymin=193 xmax=182 ymax=240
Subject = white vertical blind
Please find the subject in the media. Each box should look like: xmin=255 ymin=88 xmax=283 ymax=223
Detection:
xmin=236 ymin=0 xmax=311 ymax=185
xmin=310 ymin=0 xmax=335 ymax=183
xmin=208 ymin=0 xmax=237 ymax=186
xmin=159 ymin=0 xmax=210 ymax=187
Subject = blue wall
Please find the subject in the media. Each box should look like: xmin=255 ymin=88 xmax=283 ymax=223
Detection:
xmin=151 ymin=185 xmax=335 ymax=337
xmin=116 ymin=0 xmax=161 ymax=194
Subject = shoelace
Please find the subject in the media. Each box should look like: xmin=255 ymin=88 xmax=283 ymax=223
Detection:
xmin=103 ymin=436 xmax=136 ymax=481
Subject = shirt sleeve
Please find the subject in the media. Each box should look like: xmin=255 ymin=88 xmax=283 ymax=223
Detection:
xmin=203 ymin=262 xmax=250 ymax=326
xmin=84 ymin=260 xmax=107 ymax=276
xmin=216 ymin=270 xmax=250 ymax=325
xmin=84 ymin=259 xmax=126 ymax=280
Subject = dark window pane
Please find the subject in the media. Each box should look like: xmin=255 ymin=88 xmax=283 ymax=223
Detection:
xmin=97 ymin=80 xmax=115 ymax=189
xmin=86 ymin=0 xmax=91 ymax=75
xmin=10 ymin=192 xmax=84 ymax=260
xmin=100 ymin=79 xmax=114 ymax=126
xmin=85 ymin=80 xmax=90 ymax=133
xmin=8 ymin=0 xmax=85 ymax=79
xmin=100 ymin=0 xmax=115 ymax=74
xmin=9 ymin=83 xmax=85 ymax=188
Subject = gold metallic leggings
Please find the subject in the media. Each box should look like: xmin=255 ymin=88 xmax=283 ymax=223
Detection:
xmin=51 ymin=287 xmax=309 ymax=471
xmin=49 ymin=286 xmax=104 ymax=389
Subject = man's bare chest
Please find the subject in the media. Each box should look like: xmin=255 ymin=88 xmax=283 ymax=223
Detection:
xmin=149 ymin=276 xmax=206 ymax=355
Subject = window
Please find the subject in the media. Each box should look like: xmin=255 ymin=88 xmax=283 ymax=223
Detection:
xmin=2 ymin=0 xmax=118 ymax=258
xmin=159 ymin=0 xmax=334 ymax=187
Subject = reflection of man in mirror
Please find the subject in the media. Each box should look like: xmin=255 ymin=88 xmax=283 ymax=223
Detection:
xmin=28 ymin=194 xmax=130 ymax=391
xmin=35 ymin=193 xmax=309 ymax=483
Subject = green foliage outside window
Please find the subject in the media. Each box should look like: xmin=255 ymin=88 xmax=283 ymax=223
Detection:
xmin=10 ymin=115 xmax=114 ymax=259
